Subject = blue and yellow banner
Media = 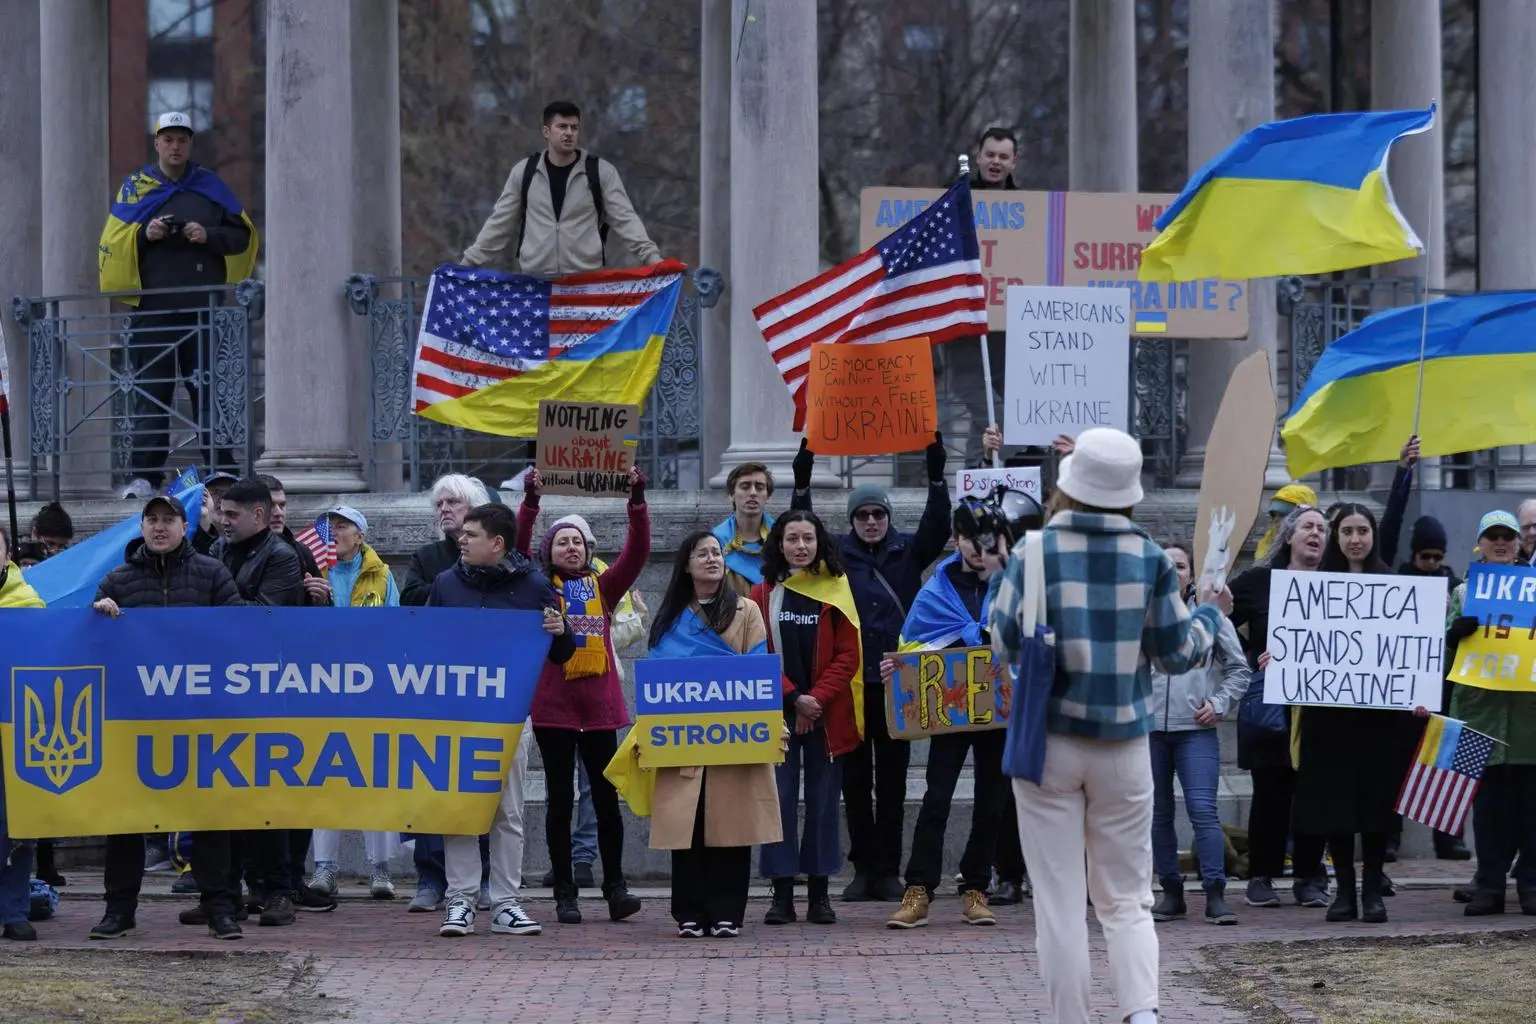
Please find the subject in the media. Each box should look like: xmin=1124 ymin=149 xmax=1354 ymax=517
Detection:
xmin=0 ymin=608 xmax=549 ymax=838
xmin=1450 ymin=564 xmax=1536 ymax=692
xmin=633 ymin=654 xmax=784 ymax=768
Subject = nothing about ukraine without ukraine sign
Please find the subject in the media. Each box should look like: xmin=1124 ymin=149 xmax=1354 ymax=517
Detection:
xmin=0 ymin=608 xmax=549 ymax=838
xmin=633 ymin=654 xmax=784 ymax=767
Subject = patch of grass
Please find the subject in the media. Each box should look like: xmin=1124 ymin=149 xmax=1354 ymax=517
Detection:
xmin=1205 ymin=931 xmax=1535 ymax=1024
xmin=0 ymin=950 xmax=330 ymax=1024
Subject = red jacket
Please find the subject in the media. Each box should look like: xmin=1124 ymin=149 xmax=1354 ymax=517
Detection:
xmin=751 ymin=581 xmax=862 ymax=758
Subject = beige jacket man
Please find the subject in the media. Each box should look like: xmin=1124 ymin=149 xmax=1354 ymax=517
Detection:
xmin=461 ymin=152 xmax=661 ymax=277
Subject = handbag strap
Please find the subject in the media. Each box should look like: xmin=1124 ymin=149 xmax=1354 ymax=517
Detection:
xmin=1021 ymin=531 xmax=1047 ymax=632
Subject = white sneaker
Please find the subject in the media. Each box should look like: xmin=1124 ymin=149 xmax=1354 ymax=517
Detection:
xmin=476 ymin=885 xmax=492 ymax=911
xmin=370 ymin=866 xmax=395 ymax=900
xmin=438 ymin=900 xmax=475 ymax=937
xmin=121 ymin=478 xmax=155 ymax=500
xmin=308 ymin=864 xmax=338 ymax=896
xmin=490 ymin=901 xmax=541 ymax=936
xmin=710 ymin=921 xmax=740 ymax=937
xmin=408 ymin=887 xmax=443 ymax=913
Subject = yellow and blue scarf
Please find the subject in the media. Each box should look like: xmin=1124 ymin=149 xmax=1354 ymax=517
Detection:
xmin=554 ymin=572 xmax=609 ymax=678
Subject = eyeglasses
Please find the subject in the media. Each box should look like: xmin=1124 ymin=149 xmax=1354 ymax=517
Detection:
xmin=1414 ymin=551 xmax=1445 ymax=562
xmin=852 ymin=508 xmax=888 ymax=522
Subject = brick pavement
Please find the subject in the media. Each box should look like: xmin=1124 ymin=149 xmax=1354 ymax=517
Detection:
xmin=8 ymin=865 xmax=1530 ymax=1023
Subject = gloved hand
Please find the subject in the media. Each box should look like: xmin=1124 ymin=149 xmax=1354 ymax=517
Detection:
xmin=925 ymin=430 xmax=946 ymax=484
xmin=1447 ymin=616 xmax=1479 ymax=644
xmin=628 ymin=466 xmax=647 ymax=507
xmin=793 ymin=438 xmax=815 ymax=491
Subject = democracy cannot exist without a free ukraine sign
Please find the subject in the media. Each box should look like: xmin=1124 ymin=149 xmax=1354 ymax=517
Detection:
xmin=0 ymin=608 xmax=550 ymax=838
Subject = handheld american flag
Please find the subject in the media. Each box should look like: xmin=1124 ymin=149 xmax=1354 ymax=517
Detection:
xmin=1395 ymin=714 xmax=1496 ymax=835
xmin=753 ymin=176 xmax=987 ymax=429
xmin=294 ymin=515 xmax=337 ymax=572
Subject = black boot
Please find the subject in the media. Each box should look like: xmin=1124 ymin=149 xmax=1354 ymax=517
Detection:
xmin=1204 ymin=881 xmax=1237 ymax=925
xmin=1326 ymin=866 xmax=1358 ymax=922
xmin=554 ymin=884 xmax=582 ymax=924
xmin=1434 ymin=831 xmax=1472 ymax=861
xmin=763 ymin=878 xmax=797 ymax=925
xmin=1465 ymin=888 xmax=1506 ymax=916
xmin=604 ymin=878 xmax=642 ymax=922
xmin=841 ymin=869 xmax=875 ymax=902
xmin=806 ymin=876 xmax=837 ymax=924
xmin=1151 ymin=879 xmax=1186 ymax=922
xmin=1361 ymin=868 xmax=1388 ymax=923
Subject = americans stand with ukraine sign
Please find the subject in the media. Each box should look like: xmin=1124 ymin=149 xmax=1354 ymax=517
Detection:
xmin=0 ymin=608 xmax=550 ymax=838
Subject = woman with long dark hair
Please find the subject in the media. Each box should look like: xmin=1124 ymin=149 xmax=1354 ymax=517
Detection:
xmin=645 ymin=531 xmax=783 ymax=938
xmin=751 ymin=510 xmax=862 ymax=926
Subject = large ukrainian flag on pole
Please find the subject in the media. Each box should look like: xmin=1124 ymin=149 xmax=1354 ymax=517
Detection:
xmin=1138 ymin=106 xmax=1435 ymax=282
xmin=1281 ymin=293 xmax=1536 ymax=477
xmin=412 ymin=260 xmax=686 ymax=437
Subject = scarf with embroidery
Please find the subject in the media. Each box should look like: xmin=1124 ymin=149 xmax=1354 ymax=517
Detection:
xmin=554 ymin=571 xmax=609 ymax=678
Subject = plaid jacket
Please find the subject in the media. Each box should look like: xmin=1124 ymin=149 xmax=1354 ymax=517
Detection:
xmin=989 ymin=510 xmax=1222 ymax=741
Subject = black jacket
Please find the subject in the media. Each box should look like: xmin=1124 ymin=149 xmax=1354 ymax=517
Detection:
xmin=403 ymin=537 xmax=460 ymax=607
xmin=136 ymin=172 xmax=252 ymax=308
xmin=275 ymin=526 xmax=326 ymax=606
xmin=209 ymin=530 xmax=305 ymax=607
xmin=426 ymin=553 xmax=576 ymax=664
xmin=96 ymin=539 xmax=241 ymax=609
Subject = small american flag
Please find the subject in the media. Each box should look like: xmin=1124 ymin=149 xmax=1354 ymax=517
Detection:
xmin=293 ymin=515 xmax=336 ymax=572
xmin=753 ymin=176 xmax=987 ymax=429
xmin=1395 ymin=714 xmax=1497 ymax=834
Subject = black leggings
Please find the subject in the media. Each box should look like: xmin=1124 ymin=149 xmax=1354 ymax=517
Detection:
xmin=534 ymin=727 xmax=624 ymax=894
xmin=1328 ymin=832 xmax=1388 ymax=888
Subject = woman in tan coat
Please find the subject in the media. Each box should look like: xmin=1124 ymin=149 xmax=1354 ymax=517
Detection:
xmin=646 ymin=530 xmax=783 ymax=938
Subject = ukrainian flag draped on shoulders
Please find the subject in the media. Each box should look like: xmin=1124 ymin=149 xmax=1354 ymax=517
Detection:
xmin=412 ymin=260 xmax=687 ymax=437
xmin=898 ymin=553 xmax=989 ymax=652
xmin=711 ymin=514 xmax=774 ymax=587
xmin=98 ymin=164 xmax=259 ymax=301
xmin=781 ymin=567 xmax=865 ymax=738
xmin=1138 ymin=106 xmax=1435 ymax=282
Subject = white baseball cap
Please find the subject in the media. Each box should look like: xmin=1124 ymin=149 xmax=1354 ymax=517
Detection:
xmin=154 ymin=111 xmax=195 ymax=135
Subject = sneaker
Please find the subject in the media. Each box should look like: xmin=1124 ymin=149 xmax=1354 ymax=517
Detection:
xmin=89 ymin=912 xmax=136 ymax=939
xmin=886 ymin=886 xmax=930 ymax=929
xmin=258 ymin=893 xmax=295 ymax=927
xmin=370 ymin=866 xmax=396 ymax=900
xmin=490 ymin=902 xmax=541 ymax=936
xmin=294 ymin=885 xmax=337 ymax=913
xmin=1244 ymin=877 xmax=1281 ymax=908
xmin=408 ymin=887 xmax=444 ymax=913
xmin=574 ymin=862 xmax=596 ymax=889
xmin=1293 ymin=878 xmax=1329 ymax=908
xmin=477 ymin=885 xmax=492 ymax=911
xmin=961 ymin=889 xmax=996 ymax=926
xmin=677 ymin=921 xmax=704 ymax=938
xmin=308 ymin=863 xmax=339 ymax=896
xmin=439 ymin=900 xmax=476 ymax=937
xmin=993 ymin=878 xmax=1030 ymax=904
xmin=556 ymin=894 xmax=582 ymax=924
xmin=710 ymin=921 xmax=741 ymax=937
xmin=171 ymin=873 xmax=200 ymax=895
xmin=145 ymin=846 xmax=173 ymax=873
xmin=208 ymin=914 xmax=243 ymax=940
xmin=121 ymin=478 xmax=155 ymax=500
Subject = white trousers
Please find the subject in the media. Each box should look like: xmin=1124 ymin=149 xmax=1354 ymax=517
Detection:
xmin=444 ymin=723 xmax=530 ymax=909
xmin=312 ymin=829 xmax=398 ymax=867
xmin=1013 ymin=733 xmax=1158 ymax=1024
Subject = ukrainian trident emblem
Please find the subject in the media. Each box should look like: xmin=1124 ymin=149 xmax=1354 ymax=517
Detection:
xmin=15 ymin=669 xmax=103 ymax=794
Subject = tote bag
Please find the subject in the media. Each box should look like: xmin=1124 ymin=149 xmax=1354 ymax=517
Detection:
xmin=1001 ymin=531 xmax=1057 ymax=784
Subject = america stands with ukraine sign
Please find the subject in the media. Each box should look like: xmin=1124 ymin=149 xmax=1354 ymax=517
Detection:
xmin=0 ymin=608 xmax=549 ymax=838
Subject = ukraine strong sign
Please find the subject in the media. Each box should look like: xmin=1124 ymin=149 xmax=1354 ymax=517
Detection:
xmin=633 ymin=654 xmax=784 ymax=767
xmin=0 ymin=608 xmax=549 ymax=838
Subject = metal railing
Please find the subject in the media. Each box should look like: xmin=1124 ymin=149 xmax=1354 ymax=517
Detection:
xmin=12 ymin=281 xmax=264 ymax=499
xmin=346 ymin=268 xmax=716 ymax=492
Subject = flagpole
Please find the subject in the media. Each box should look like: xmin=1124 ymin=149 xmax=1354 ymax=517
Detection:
xmin=960 ymin=153 xmax=1004 ymax=470
xmin=1 ymin=407 xmax=16 ymax=546
xmin=1410 ymin=103 xmax=1437 ymax=441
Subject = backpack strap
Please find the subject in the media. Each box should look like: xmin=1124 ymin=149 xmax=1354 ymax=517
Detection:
xmin=513 ymin=152 xmax=541 ymax=263
xmin=586 ymin=153 xmax=609 ymax=263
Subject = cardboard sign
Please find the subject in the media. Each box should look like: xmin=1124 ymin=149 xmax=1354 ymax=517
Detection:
xmin=1002 ymin=286 xmax=1130 ymax=447
xmin=1264 ymin=570 xmax=1448 ymax=711
xmin=633 ymin=654 xmax=785 ymax=767
xmin=886 ymin=646 xmax=1008 ymax=739
xmin=1448 ymin=564 xmax=1536 ymax=693
xmin=1194 ymin=350 xmax=1276 ymax=587
xmin=535 ymin=400 xmax=639 ymax=497
xmin=859 ymin=187 xmax=1249 ymax=337
xmin=804 ymin=337 xmax=937 ymax=456
xmin=956 ymin=466 xmax=1041 ymax=503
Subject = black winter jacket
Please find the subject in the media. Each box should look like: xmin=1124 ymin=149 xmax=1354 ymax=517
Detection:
xmin=95 ymin=539 xmax=241 ymax=609
xmin=136 ymin=172 xmax=252 ymax=309
xmin=209 ymin=531 xmax=305 ymax=607
xmin=402 ymin=538 xmax=460 ymax=607
xmin=427 ymin=553 xmax=576 ymax=665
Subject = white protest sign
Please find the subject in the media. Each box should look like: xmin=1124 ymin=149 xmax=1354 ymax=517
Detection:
xmin=1002 ymin=285 xmax=1130 ymax=447
xmin=955 ymin=466 xmax=1041 ymax=503
xmin=1264 ymin=570 xmax=1448 ymax=712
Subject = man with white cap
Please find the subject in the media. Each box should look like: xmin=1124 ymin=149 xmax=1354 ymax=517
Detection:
xmin=990 ymin=427 xmax=1231 ymax=1024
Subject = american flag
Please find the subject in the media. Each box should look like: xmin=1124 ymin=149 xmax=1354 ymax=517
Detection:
xmin=753 ymin=176 xmax=987 ymax=429
xmin=0 ymin=329 xmax=10 ymax=416
xmin=293 ymin=515 xmax=336 ymax=572
xmin=1395 ymin=714 xmax=1497 ymax=834
xmin=412 ymin=260 xmax=687 ymax=414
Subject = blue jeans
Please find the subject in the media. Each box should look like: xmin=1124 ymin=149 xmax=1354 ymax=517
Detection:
xmin=412 ymin=833 xmax=490 ymax=894
xmin=573 ymin=760 xmax=597 ymax=865
xmin=0 ymin=782 xmax=33 ymax=926
xmin=1149 ymin=728 xmax=1224 ymax=887
xmin=760 ymin=724 xmax=843 ymax=879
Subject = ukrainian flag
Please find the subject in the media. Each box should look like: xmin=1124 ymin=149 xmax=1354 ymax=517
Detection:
xmin=1138 ymin=106 xmax=1435 ymax=282
xmin=1281 ymin=292 xmax=1536 ymax=478
xmin=1134 ymin=311 xmax=1168 ymax=334
xmin=97 ymin=164 xmax=259 ymax=303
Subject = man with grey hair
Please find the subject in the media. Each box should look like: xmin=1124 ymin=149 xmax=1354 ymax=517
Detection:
xmin=1518 ymin=499 xmax=1536 ymax=566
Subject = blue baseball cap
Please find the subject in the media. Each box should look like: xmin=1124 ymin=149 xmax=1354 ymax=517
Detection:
xmin=327 ymin=505 xmax=368 ymax=533
xmin=1478 ymin=510 xmax=1519 ymax=539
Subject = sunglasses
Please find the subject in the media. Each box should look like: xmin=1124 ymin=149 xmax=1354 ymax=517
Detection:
xmin=852 ymin=508 xmax=888 ymax=522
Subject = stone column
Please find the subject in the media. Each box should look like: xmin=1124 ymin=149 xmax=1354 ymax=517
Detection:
xmin=0 ymin=0 xmax=40 ymax=497
xmin=351 ymin=0 xmax=404 ymax=490
xmin=40 ymin=0 xmax=110 ymax=496
xmin=257 ymin=0 xmax=366 ymax=493
xmin=1068 ymin=0 xmax=1138 ymax=191
xmin=708 ymin=0 xmax=817 ymax=486
xmin=1370 ymin=0 xmax=1443 ymax=288
xmin=697 ymin=0 xmax=732 ymax=486
xmin=1177 ymin=0 xmax=1289 ymax=488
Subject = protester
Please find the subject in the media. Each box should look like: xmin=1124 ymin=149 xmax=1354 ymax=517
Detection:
xmin=750 ymin=511 xmax=861 ymax=927
xmin=1229 ymin=506 xmax=1331 ymax=911
xmin=519 ymin=468 xmax=651 ymax=924
xmin=428 ymin=503 xmax=574 ymax=937
xmin=1252 ymin=484 xmax=1320 ymax=562
xmin=990 ymin=427 xmax=1229 ymax=1024
xmin=645 ymin=532 xmax=782 ymax=938
xmin=1148 ymin=541 xmax=1248 ymax=927
xmin=89 ymin=494 xmax=242 ymax=940
xmin=0 ymin=528 xmax=44 ymax=941
xmin=28 ymin=503 xmax=74 ymax=558
xmin=791 ymin=436 xmax=952 ymax=901
xmin=192 ymin=472 xmax=237 ymax=555
xmin=1374 ymin=437 xmax=1420 ymax=567
xmin=712 ymin=462 xmax=776 ymax=595
xmin=258 ymin=475 xmax=326 ymax=603
xmin=1518 ymin=500 xmax=1536 ymax=566
xmin=461 ymin=100 xmax=661 ymax=276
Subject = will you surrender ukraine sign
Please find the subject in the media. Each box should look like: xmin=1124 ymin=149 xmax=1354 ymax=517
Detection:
xmin=0 ymin=608 xmax=550 ymax=838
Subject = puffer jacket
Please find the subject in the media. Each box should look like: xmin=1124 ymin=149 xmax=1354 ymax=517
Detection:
xmin=1148 ymin=615 xmax=1249 ymax=732
xmin=95 ymin=539 xmax=241 ymax=609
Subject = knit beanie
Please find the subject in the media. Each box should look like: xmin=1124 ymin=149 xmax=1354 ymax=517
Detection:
xmin=847 ymin=483 xmax=893 ymax=523
xmin=1409 ymin=516 xmax=1448 ymax=554
xmin=540 ymin=517 xmax=593 ymax=572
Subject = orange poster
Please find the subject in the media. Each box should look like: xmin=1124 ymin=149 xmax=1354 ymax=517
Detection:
xmin=804 ymin=338 xmax=937 ymax=456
